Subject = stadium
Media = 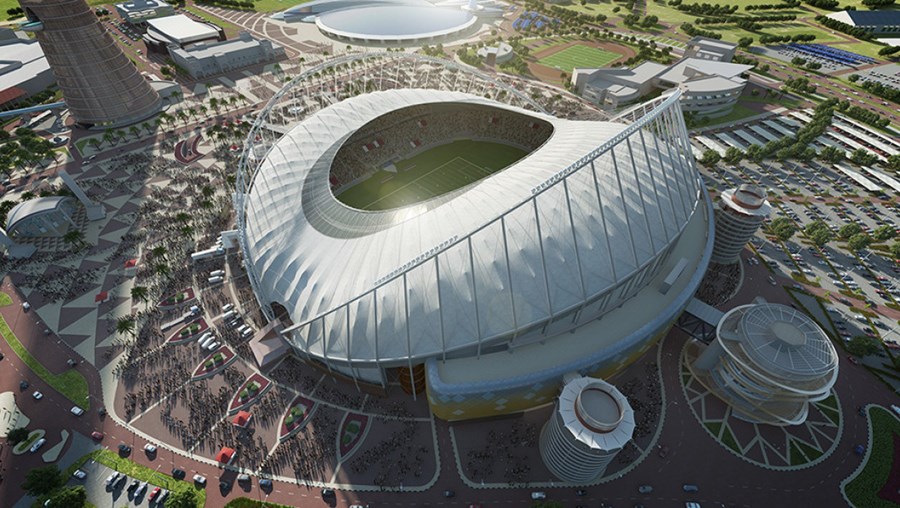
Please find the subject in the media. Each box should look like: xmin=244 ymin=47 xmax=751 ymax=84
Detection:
xmin=237 ymin=54 xmax=714 ymax=421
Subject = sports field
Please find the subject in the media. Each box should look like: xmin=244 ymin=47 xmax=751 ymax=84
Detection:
xmin=336 ymin=140 xmax=527 ymax=211
xmin=538 ymin=45 xmax=620 ymax=74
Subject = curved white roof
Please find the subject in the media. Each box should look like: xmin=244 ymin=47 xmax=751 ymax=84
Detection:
xmin=6 ymin=196 xmax=72 ymax=231
xmin=558 ymin=376 xmax=634 ymax=451
xmin=242 ymin=89 xmax=701 ymax=365
xmin=316 ymin=6 xmax=476 ymax=41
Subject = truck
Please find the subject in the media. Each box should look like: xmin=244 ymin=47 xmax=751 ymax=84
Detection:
xmin=210 ymin=270 xmax=225 ymax=278
xmin=191 ymin=245 xmax=225 ymax=262
xmin=207 ymin=276 xmax=224 ymax=284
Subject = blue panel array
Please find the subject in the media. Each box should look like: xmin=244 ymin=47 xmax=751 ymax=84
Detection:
xmin=787 ymin=43 xmax=876 ymax=66
xmin=512 ymin=11 xmax=558 ymax=30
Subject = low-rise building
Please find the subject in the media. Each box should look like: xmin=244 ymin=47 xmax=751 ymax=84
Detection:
xmin=572 ymin=38 xmax=751 ymax=117
xmin=0 ymin=28 xmax=54 ymax=108
xmin=168 ymin=32 xmax=286 ymax=79
xmin=5 ymin=197 xmax=78 ymax=239
xmin=143 ymin=14 xmax=224 ymax=53
xmin=476 ymin=42 xmax=513 ymax=65
xmin=115 ymin=0 xmax=175 ymax=24
xmin=826 ymin=10 xmax=900 ymax=35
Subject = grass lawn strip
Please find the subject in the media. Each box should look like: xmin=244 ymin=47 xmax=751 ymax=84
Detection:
xmin=0 ymin=314 xmax=90 ymax=409
xmin=0 ymin=292 xmax=12 ymax=307
xmin=538 ymin=44 xmax=620 ymax=74
xmin=843 ymin=406 xmax=900 ymax=508
xmin=90 ymin=449 xmax=207 ymax=507
xmin=225 ymin=498 xmax=293 ymax=508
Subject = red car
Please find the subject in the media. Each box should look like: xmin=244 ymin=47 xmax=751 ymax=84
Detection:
xmin=149 ymin=487 xmax=161 ymax=501
xmin=91 ymin=432 xmax=104 ymax=441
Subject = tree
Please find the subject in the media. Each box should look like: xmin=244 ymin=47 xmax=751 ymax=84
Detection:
xmin=166 ymin=488 xmax=198 ymax=508
xmin=838 ymin=223 xmax=862 ymax=240
xmin=45 ymin=486 xmax=87 ymax=508
xmin=150 ymin=245 xmax=168 ymax=261
xmin=7 ymin=427 xmax=29 ymax=444
xmin=873 ymin=225 xmax=896 ymax=242
xmin=738 ymin=37 xmax=753 ymax=48
xmin=130 ymin=286 xmax=149 ymax=305
xmin=699 ymin=149 xmax=721 ymax=166
xmin=115 ymin=315 xmax=135 ymax=338
xmin=723 ymin=146 xmax=744 ymax=165
xmin=846 ymin=335 xmax=881 ymax=357
xmin=849 ymin=148 xmax=878 ymax=166
xmin=847 ymin=232 xmax=871 ymax=252
xmin=768 ymin=217 xmax=797 ymax=242
xmin=62 ymin=229 xmax=84 ymax=248
xmin=23 ymin=465 xmax=63 ymax=497
xmin=818 ymin=145 xmax=844 ymax=163
xmin=886 ymin=154 xmax=900 ymax=172
xmin=805 ymin=221 xmax=833 ymax=247
xmin=891 ymin=241 xmax=900 ymax=260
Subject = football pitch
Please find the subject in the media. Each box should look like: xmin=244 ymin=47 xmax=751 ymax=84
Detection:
xmin=336 ymin=140 xmax=527 ymax=211
xmin=538 ymin=45 xmax=620 ymax=74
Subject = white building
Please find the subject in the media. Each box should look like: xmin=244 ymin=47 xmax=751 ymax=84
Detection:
xmin=477 ymin=42 xmax=513 ymax=65
xmin=5 ymin=197 xmax=78 ymax=238
xmin=692 ymin=303 xmax=839 ymax=426
xmin=573 ymin=38 xmax=751 ymax=117
xmin=169 ymin=32 xmax=286 ymax=79
xmin=539 ymin=375 xmax=635 ymax=483
xmin=144 ymin=14 xmax=223 ymax=52
xmin=711 ymin=185 xmax=771 ymax=264
xmin=0 ymin=28 xmax=54 ymax=107
xmin=115 ymin=0 xmax=175 ymax=24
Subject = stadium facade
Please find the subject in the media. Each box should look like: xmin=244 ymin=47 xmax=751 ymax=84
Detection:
xmin=238 ymin=55 xmax=713 ymax=421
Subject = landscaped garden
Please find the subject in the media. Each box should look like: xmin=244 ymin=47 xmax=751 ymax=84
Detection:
xmin=192 ymin=345 xmax=236 ymax=380
xmin=842 ymin=406 xmax=900 ymax=508
xmin=278 ymin=395 xmax=315 ymax=441
xmin=166 ymin=318 xmax=208 ymax=344
xmin=229 ymin=373 xmax=271 ymax=414
xmin=337 ymin=413 xmax=369 ymax=460
xmin=158 ymin=288 xmax=195 ymax=309
xmin=12 ymin=429 xmax=45 ymax=455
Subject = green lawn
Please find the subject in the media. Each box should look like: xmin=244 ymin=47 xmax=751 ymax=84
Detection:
xmin=336 ymin=140 xmax=526 ymax=211
xmin=538 ymin=44 xmax=620 ymax=73
xmin=250 ymin=0 xmax=312 ymax=13
xmin=696 ymin=103 xmax=760 ymax=129
xmin=0 ymin=294 xmax=90 ymax=409
xmin=183 ymin=5 xmax=243 ymax=39
xmin=842 ymin=406 xmax=900 ymax=508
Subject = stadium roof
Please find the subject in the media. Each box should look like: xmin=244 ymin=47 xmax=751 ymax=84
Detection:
xmin=316 ymin=5 xmax=475 ymax=41
xmin=146 ymin=14 xmax=219 ymax=45
xmin=657 ymin=58 xmax=752 ymax=86
xmin=242 ymin=89 xmax=701 ymax=365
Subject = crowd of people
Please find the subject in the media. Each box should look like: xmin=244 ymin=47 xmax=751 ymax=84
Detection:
xmin=348 ymin=419 xmax=430 ymax=489
xmin=464 ymin=421 xmax=538 ymax=486
xmin=696 ymin=261 xmax=741 ymax=306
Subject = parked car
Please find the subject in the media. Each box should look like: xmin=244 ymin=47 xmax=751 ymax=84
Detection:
xmin=683 ymin=484 xmax=699 ymax=492
xmin=144 ymin=443 xmax=157 ymax=453
xmin=193 ymin=474 xmax=207 ymax=485
xmin=30 ymin=438 xmax=47 ymax=453
xmin=32 ymin=391 xmax=43 ymax=400
xmin=638 ymin=485 xmax=653 ymax=493
xmin=259 ymin=479 xmax=273 ymax=489
xmin=531 ymin=492 xmax=547 ymax=500
xmin=70 ymin=406 xmax=84 ymax=416
xmin=72 ymin=469 xmax=87 ymax=480
xmin=149 ymin=487 xmax=161 ymax=501
xmin=127 ymin=479 xmax=139 ymax=493
xmin=172 ymin=468 xmax=186 ymax=480
xmin=91 ymin=431 xmax=104 ymax=441
xmin=106 ymin=472 xmax=121 ymax=488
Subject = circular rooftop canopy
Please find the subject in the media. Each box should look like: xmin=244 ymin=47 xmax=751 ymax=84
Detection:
xmin=737 ymin=303 xmax=838 ymax=380
xmin=315 ymin=5 xmax=477 ymax=42
xmin=240 ymin=88 xmax=701 ymax=367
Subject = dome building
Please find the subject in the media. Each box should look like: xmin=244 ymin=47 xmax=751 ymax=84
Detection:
xmin=237 ymin=54 xmax=713 ymax=420
xmin=539 ymin=375 xmax=635 ymax=483
xmin=692 ymin=302 xmax=839 ymax=426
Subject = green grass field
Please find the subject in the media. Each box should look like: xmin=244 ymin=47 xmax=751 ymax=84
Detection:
xmin=538 ymin=45 xmax=620 ymax=73
xmin=842 ymin=406 xmax=900 ymax=508
xmin=336 ymin=140 xmax=526 ymax=211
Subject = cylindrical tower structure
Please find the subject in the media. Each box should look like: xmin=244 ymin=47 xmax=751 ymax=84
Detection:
xmin=20 ymin=0 xmax=161 ymax=127
xmin=539 ymin=376 xmax=635 ymax=483
xmin=711 ymin=184 xmax=771 ymax=264
xmin=692 ymin=303 xmax=838 ymax=426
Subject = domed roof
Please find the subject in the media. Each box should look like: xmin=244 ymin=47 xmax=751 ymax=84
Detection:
xmin=241 ymin=89 xmax=701 ymax=365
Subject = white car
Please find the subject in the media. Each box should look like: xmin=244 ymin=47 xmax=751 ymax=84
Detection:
xmin=193 ymin=474 xmax=206 ymax=485
xmin=32 ymin=391 xmax=42 ymax=400
xmin=30 ymin=438 xmax=46 ymax=453
xmin=144 ymin=443 xmax=157 ymax=453
xmin=72 ymin=469 xmax=87 ymax=479
xmin=70 ymin=406 xmax=84 ymax=416
xmin=531 ymin=492 xmax=546 ymax=500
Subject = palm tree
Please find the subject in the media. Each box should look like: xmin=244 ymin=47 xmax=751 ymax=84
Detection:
xmin=103 ymin=129 xmax=116 ymax=147
xmin=154 ymin=262 xmax=170 ymax=278
xmin=128 ymin=126 xmax=140 ymax=140
xmin=142 ymin=122 xmax=152 ymax=135
xmin=63 ymin=229 xmax=84 ymax=248
xmin=130 ymin=286 xmax=149 ymax=306
xmin=209 ymin=97 xmax=219 ymax=114
xmin=175 ymin=212 xmax=190 ymax=223
xmin=200 ymin=185 xmax=214 ymax=199
xmin=115 ymin=315 xmax=135 ymax=338
xmin=150 ymin=245 xmax=168 ymax=261
xmin=88 ymin=138 xmax=101 ymax=152
xmin=176 ymin=110 xmax=189 ymax=126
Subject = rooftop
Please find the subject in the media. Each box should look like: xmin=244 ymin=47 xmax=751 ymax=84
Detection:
xmin=0 ymin=39 xmax=49 ymax=94
xmin=657 ymin=58 xmax=752 ymax=85
xmin=146 ymin=14 xmax=219 ymax=44
xmin=827 ymin=9 xmax=900 ymax=27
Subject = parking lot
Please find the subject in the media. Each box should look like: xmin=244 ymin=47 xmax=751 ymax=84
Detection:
xmin=70 ymin=460 xmax=172 ymax=508
xmin=696 ymin=152 xmax=900 ymax=353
